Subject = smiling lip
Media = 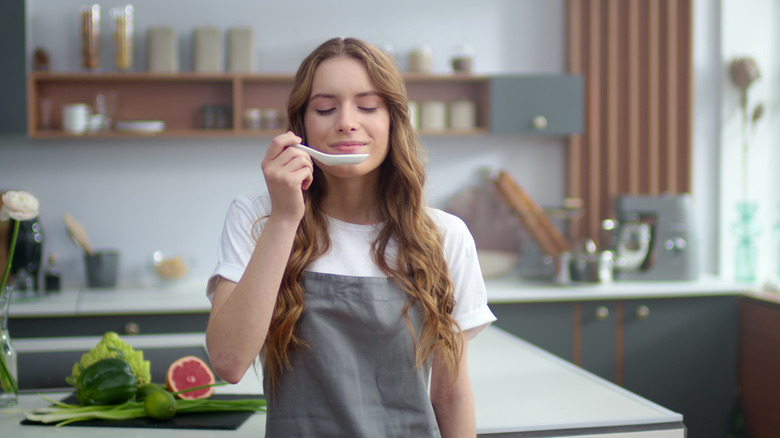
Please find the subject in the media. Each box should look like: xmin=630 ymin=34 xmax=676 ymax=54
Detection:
xmin=330 ymin=141 xmax=366 ymax=153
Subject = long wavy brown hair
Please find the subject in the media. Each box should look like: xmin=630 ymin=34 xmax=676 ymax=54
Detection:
xmin=263 ymin=37 xmax=461 ymax=391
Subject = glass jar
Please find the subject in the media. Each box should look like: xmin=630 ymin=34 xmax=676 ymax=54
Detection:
xmin=80 ymin=5 xmax=100 ymax=70
xmin=110 ymin=5 xmax=134 ymax=71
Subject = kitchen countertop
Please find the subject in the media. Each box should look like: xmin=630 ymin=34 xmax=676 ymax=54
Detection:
xmin=9 ymin=274 xmax=756 ymax=318
xmin=486 ymin=274 xmax=749 ymax=303
xmin=3 ymin=326 xmax=684 ymax=437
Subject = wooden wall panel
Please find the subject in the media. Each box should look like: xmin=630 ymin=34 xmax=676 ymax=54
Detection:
xmin=565 ymin=0 xmax=693 ymax=247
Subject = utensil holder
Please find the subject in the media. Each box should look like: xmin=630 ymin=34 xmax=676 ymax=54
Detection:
xmin=85 ymin=250 xmax=120 ymax=288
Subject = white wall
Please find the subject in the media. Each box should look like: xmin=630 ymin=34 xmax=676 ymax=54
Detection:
xmin=26 ymin=0 xmax=565 ymax=74
xmin=9 ymin=0 xmax=770 ymax=290
xmin=718 ymin=0 xmax=780 ymax=283
xmin=2 ymin=0 xmax=567 ymax=288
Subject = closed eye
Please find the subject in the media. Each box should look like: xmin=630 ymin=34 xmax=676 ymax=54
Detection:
xmin=359 ymin=107 xmax=378 ymax=113
xmin=314 ymin=108 xmax=336 ymax=115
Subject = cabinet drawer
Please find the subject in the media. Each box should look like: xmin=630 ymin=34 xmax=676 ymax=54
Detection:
xmin=10 ymin=312 xmax=210 ymax=338
xmin=490 ymin=74 xmax=584 ymax=135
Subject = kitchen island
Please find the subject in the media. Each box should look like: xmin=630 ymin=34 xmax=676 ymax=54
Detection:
xmin=3 ymin=326 xmax=683 ymax=437
xmin=7 ymin=276 xmax=755 ymax=436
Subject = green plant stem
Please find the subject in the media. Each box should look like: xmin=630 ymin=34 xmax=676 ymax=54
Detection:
xmin=741 ymin=100 xmax=749 ymax=205
xmin=171 ymin=381 xmax=229 ymax=396
xmin=0 ymin=220 xmax=20 ymax=291
xmin=0 ymin=220 xmax=20 ymax=396
xmin=25 ymin=393 xmax=266 ymax=427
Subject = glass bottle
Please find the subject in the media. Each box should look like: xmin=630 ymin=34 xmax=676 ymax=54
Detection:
xmin=45 ymin=253 xmax=62 ymax=293
xmin=81 ymin=5 xmax=100 ymax=71
xmin=110 ymin=5 xmax=134 ymax=71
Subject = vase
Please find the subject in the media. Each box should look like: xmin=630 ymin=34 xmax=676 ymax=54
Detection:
xmin=0 ymin=285 xmax=18 ymax=407
xmin=775 ymin=205 xmax=780 ymax=280
xmin=732 ymin=202 xmax=761 ymax=282
xmin=8 ymin=218 xmax=43 ymax=295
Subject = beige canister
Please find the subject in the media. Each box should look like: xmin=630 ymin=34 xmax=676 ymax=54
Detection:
xmin=450 ymin=100 xmax=476 ymax=130
xmin=408 ymin=101 xmax=420 ymax=130
xmin=408 ymin=45 xmax=433 ymax=74
xmin=193 ymin=26 xmax=223 ymax=73
xmin=228 ymin=26 xmax=254 ymax=73
xmin=147 ymin=26 xmax=179 ymax=73
xmin=421 ymin=101 xmax=447 ymax=131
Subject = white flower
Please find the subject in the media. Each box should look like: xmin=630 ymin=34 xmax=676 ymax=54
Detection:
xmin=0 ymin=191 xmax=40 ymax=222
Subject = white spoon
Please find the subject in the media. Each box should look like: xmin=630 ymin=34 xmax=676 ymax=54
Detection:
xmin=293 ymin=144 xmax=369 ymax=166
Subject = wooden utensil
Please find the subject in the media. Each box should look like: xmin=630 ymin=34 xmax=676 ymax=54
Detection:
xmin=492 ymin=170 xmax=571 ymax=257
xmin=63 ymin=213 xmax=95 ymax=255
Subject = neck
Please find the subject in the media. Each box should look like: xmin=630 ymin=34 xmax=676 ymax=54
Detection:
xmin=320 ymin=173 xmax=382 ymax=225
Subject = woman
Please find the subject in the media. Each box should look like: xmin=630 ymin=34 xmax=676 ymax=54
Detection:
xmin=206 ymin=37 xmax=495 ymax=437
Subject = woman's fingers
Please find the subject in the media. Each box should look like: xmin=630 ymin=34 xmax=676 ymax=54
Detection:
xmin=261 ymin=132 xmax=313 ymax=221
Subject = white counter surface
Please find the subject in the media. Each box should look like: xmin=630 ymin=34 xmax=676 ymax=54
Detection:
xmin=486 ymin=274 xmax=748 ymax=303
xmin=3 ymin=326 xmax=683 ymax=437
xmin=9 ymin=274 xmax=753 ymax=318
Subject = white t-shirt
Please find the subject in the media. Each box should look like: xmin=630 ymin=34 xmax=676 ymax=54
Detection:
xmin=208 ymin=191 xmax=496 ymax=339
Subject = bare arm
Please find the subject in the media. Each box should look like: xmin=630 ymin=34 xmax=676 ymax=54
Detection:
xmin=430 ymin=332 xmax=476 ymax=438
xmin=205 ymin=132 xmax=313 ymax=384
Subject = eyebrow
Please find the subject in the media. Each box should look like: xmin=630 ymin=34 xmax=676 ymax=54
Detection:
xmin=309 ymin=91 xmax=381 ymax=102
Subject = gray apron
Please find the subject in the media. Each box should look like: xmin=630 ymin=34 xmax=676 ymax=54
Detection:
xmin=264 ymin=271 xmax=441 ymax=437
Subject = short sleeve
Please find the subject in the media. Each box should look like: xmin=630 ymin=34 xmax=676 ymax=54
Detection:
xmin=429 ymin=208 xmax=496 ymax=340
xmin=206 ymin=192 xmax=270 ymax=302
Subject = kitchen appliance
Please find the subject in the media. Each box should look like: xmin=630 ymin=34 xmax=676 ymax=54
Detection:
xmin=610 ymin=194 xmax=699 ymax=281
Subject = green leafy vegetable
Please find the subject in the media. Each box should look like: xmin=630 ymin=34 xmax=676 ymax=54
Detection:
xmin=23 ymin=389 xmax=267 ymax=427
xmin=65 ymin=332 xmax=151 ymax=389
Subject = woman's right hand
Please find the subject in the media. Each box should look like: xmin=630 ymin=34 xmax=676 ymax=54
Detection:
xmin=261 ymin=131 xmax=314 ymax=222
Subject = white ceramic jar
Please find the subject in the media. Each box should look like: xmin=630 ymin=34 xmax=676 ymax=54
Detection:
xmin=450 ymin=100 xmax=476 ymax=130
xmin=408 ymin=45 xmax=433 ymax=74
xmin=421 ymin=101 xmax=447 ymax=131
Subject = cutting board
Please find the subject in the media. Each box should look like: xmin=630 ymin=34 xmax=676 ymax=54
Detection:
xmin=20 ymin=393 xmax=264 ymax=430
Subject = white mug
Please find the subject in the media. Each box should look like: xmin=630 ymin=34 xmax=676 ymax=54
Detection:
xmin=63 ymin=103 xmax=90 ymax=134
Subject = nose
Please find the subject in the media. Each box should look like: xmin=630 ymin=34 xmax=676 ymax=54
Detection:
xmin=336 ymin=107 xmax=358 ymax=132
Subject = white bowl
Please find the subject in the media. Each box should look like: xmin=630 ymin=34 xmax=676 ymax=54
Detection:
xmin=477 ymin=250 xmax=519 ymax=279
xmin=151 ymin=251 xmax=190 ymax=281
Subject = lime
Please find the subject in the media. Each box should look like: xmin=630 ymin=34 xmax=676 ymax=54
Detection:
xmin=136 ymin=382 xmax=165 ymax=400
xmin=144 ymin=389 xmax=177 ymax=420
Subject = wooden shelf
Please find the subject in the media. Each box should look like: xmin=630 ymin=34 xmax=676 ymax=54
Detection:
xmin=27 ymin=72 xmax=491 ymax=139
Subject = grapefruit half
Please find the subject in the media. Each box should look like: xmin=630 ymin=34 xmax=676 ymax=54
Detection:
xmin=166 ymin=356 xmax=216 ymax=400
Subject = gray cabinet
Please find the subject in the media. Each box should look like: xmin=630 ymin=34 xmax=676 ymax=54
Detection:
xmin=579 ymin=301 xmax=617 ymax=381
xmin=10 ymin=312 xmax=210 ymax=338
xmin=489 ymin=301 xmax=574 ymax=361
xmin=490 ymin=295 xmax=739 ymax=438
xmin=0 ymin=0 xmax=27 ymax=134
xmin=621 ymin=296 xmax=738 ymax=438
xmin=490 ymin=75 xmax=583 ymax=135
